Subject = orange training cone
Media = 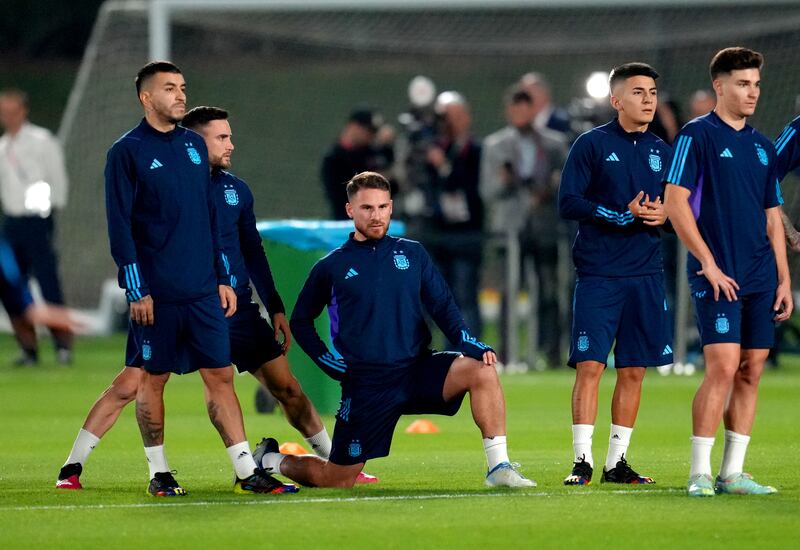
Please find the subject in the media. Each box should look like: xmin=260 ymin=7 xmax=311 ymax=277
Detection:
xmin=405 ymin=419 xmax=439 ymax=434
xmin=279 ymin=441 xmax=310 ymax=455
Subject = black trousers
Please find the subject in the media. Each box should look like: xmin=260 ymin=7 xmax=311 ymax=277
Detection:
xmin=4 ymin=214 xmax=70 ymax=350
xmin=4 ymin=214 xmax=64 ymax=305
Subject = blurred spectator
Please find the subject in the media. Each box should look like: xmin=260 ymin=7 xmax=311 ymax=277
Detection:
xmin=482 ymin=87 xmax=567 ymax=365
xmin=395 ymin=76 xmax=440 ymax=239
xmin=0 ymin=88 xmax=72 ymax=364
xmin=425 ymin=91 xmax=484 ymax=340
xmin=689 ymin=89 xmax=716 ymax=119
xmin=520 ymin=72 xmax=571 ymax=136
xmin=321 ymin=107 xmax=394 ymax=219
xmin=649 ymin=95 xmax=681 ymax=144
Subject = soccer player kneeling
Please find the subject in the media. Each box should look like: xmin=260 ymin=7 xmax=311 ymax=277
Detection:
xmin=254 ymin=171 xmax=535 ymax=489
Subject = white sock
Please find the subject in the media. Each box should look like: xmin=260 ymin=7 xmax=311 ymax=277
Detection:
xmin=64 ymin=428 xmax=101 ymax=466
xmin=144 ymin=445 xmax=170 ymax=479
xmin=690 ymin=435 xmax=715 ymax=478
xmin=572 ymin=424 xmax=594 ymax=466
xmin=305 ymin=428 xmax=332 ymax=460
xmin=260 ymin=451 xmax=287 ymax=475
xmin=227 ymin=441 xmax=257 ymax=479
xmin=719 ymin=430 xmax=750 ymax=480
xmin=605 ymin=424 xmax=633 ymax=471
xmin=483 ymin=435 xmax=509 ymax=470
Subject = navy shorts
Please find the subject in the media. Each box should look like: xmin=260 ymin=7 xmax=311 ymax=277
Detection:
xmin=131 ymin=294 xmax=231 ymax=374
xmin=329 ymin=351 xmax=464 ymax=466
xmin=568 ymin=274 xmax=673 ymax=368
xmin=692 ymin=289 xmax=776 ymax=349
xmin=228 ymin=299 xmax=284 ymax=374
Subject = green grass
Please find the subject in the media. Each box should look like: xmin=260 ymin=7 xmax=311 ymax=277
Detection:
xmin=0 ymin=335 xmax=798 ymax=549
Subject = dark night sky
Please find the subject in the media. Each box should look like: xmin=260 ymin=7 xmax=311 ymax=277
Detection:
xmin=1 ymin=0 xmax=103 ymax=57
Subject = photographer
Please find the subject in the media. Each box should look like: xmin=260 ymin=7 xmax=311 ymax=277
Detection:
xmin=423 ymin=92 xmax=484 ymax=341
xmin=481 ymin=87 xmax=567 ymax=365
xmin=320 ymin=108 xmax=394 ymax=219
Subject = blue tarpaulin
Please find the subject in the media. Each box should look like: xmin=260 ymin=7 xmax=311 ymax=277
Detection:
xmin=257 ymin=219 xmax=406 ymax=251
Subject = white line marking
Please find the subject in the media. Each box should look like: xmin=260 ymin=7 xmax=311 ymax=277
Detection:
xmin=2 ymin=488 xmax=683 ymax=512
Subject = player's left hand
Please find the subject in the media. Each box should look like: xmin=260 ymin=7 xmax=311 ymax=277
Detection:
xmin=272 ymin=312 xmax=292 ymax=353
xmin=482 ymin=350 xmax=497 ymax=367
xmin=218 ymin=285 xmax=237 ymax=317
xmin=640 ymin=195 xmax=667 ymax=226
xmin=773 ymin=280 xmax=793 ymax=322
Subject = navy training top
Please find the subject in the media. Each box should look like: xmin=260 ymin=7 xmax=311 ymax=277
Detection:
xmin=558 ymin=118 xmax=672 ymax=278
xmin=775 ymin=115 xmax=800 ymax=182
xmin=105 ymin=118 xmax=232 ymax=304
xmin=665 ymin=111 xmax=782 ymax=295
xmin=211 ymin=169 xmax=285 ymax=317
xmin=290 ymin=234 xmax=492 ymax=382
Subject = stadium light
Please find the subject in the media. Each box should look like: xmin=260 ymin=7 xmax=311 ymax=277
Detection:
xmin=585 ymin=71 xmax=610 ymax=99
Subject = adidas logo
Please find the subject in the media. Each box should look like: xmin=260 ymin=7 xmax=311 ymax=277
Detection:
xmin=662 ymin=345 xmax=673 ymax=356
xmin=345 ymin=268 xmax=359 ymax=279
xmin=605 ymin=152 xmax=620 ymax=162
xmin=237 ymin=451 xmax=250 ymax=459
xmin=150 ymin=158 xmax=163 ymax=169
xmin=719 ymin=148 xmax=733 ymax=158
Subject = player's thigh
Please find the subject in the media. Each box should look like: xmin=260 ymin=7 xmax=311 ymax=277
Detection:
xmin=692 ymin=290 xmax=742 ymax=348
xmin=185 ymin=295 xmax=231 ymax=371
xmin=406 ymin=351 xmax=467 ymax=415
xmin=615 ymin=274 xmax=673 ymax=368
xmin=568 ymin=276 xmax=626 ymax=367
xmin=228 ymin=301 xmax=283 ymax=375
xmin=740 ymin=290 xmax=776 ymax=350
xmin=139 ymin=302 xmax=182 ymax=373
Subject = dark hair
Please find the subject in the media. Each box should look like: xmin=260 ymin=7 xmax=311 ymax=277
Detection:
xmin=135 ymin=61 xmax=182 ymax=96
xmin=0 ymin=88 xmax=29 ymax=109
xmin=709 ymin=47 xmax=763 ymax=80
xmin=505 ymin=85 xmax=533 ymax=106
xmin=609 ymin=62 xmax=660 ymax=90
xmin=182 ymin=106 xmax=228 ymax=131
xmin=346 ymin=171 xmax=390 ymax=200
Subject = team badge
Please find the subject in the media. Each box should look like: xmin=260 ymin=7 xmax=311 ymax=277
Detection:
xmin=577 ymin=332 xmax=590 ymax=352
xmin=142 ymin=342 xmax=152 ymax=361
xmin=715 ymin=314 xmax=730 ymax=334
xmin=393 ymin=254 xmax=410 ymax=270
xmin=186 ymin=142 xmax=201 ymax=165
xmin=755 ymin=143 xmax=769 ymax=166
xmin=648 ymin=153 xmax=662 ymax=172
xmin=348 ymin=440 xmax=362 ymax=458
xmin=224 ymin=188 xmax=239 ymax=206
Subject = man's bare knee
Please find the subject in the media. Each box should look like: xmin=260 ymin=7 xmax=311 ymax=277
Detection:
xmin=103 ymin=367 xmax=141 ymax=403
xmin=321 ymin=462 xmax=362 ymax=488
xmin=200 ymin=366 xmax=234 ymax=390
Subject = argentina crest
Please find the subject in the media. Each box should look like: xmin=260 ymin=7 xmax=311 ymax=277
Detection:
xmin=393 ymin=253 xmax=410 ymax=270
xmin=224 ymin=188 xmax=239 ymax=206
xmin=648 ymin=152 xmax=662 ymax=172
xmin=577 ymin=332 xmax=589 ymax=352
xmin=755 ymin=143 xmax=768 ymax=166
xmin=715 ymin=314 xmax=730 ymax=334
xmin=348 ymin=440 xmax=362 ymax=458
xmin=185 ymin=142 xmax=202 ymax=164
xmin=142 ymin=342 xmax=152 ymax=361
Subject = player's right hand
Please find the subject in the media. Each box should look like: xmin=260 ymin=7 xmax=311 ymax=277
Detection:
xmin=697 ymin=262 xmax=739 ymax=302
xmin=130 ymin=294 xmax=154 ymax=325
xmin=218 ymin=285 xmax=237 ymax=317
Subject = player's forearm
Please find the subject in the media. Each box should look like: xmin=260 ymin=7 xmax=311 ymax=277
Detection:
xmin=664 ymin=191 xmax=715 ymax=268
xmin=768 ymin=207 xmax=791 ymax=284
xmin=288 ymin=316 xmax=346 ymax=381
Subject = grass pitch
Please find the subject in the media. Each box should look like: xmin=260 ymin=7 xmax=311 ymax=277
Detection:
xmin=1 ymin=334 xmax=798 ymax=549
